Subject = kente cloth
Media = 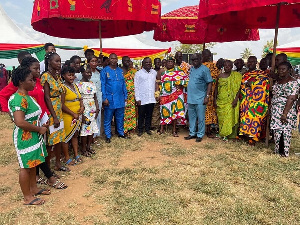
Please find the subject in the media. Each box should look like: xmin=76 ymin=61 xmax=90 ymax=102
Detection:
xmin=8 ymin=92 xmax=47 ymax=168
xmin=160 ymin=68 xmax=188 ymax=125
xmin=202 ymin=61 xmax=220 ymax=125
xmin=124 ymin=68 xmax=137 ymax=133
xmin=239 ymin=70 xmax=270 ymax=141
xmin=216 ymin=71 xmax=242 ymax=137
xmin=178 ymin=61 xmax=191 ymax=76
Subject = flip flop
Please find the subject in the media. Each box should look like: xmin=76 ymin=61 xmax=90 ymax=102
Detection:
xmin=35 ymin=188 xmax=51 ymax=196
xmin=75 ymin=155 xmax=83 ymax=163
xmin=24 ymin=198 xmax=44 ymax=205
xmin=173 ymin=132 xmax=179 ymax=137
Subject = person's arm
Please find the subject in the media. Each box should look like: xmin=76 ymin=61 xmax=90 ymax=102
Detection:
xmin=0 ymin=82 xmax=17 ymax=113
xmin=203 ymin=66 xmax=213 ymax=105
xmin=78 ymin=98 xmax=84 ymax=114
xmin=204 ymin=82 xmax=212 ymax=105
xmin=101 ymin=69 xmax=108 ymax=106
xmin=281 ymin=94 xmax=298 ymax=123
xmin=43 ymin=81 xmax=60 ymax=127
xmin=13 ymin=111 xmax=47 ymax=134
xmin=134 ymin=72 xmax=141 ymax=106
xmin=94 ymin=94 xmax=100 ymax=119
xmin=232 ymin=88 xmax=241 ymax=108
xmin=213 ymin=77 xmax=219 ymax=108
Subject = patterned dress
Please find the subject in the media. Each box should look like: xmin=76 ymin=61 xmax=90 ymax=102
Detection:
xmin=124 ymin=68 xmax=137 ymax=133
xmin=62 ymin=84 xmax=82 ymax=143
xmin=239 ymin=70 xmax=270 ymax=141
xmin=160 ymin=68 xmax=188 ymax=125
xmin=202 ymin=61 xmax=219 ymax=125
xmin=271 ymin=80 xmax=299 ymax=156
xmin=8 ymin=92 xmax=47 ymax=168
xmin=41 ymin=72 xmax=66 ymax=146
xmin=77 ymin=81 xmax=99 ymax=136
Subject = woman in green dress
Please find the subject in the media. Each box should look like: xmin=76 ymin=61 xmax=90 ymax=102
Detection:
xmin=9 ymin=67 xmax=50 ymax=205
xmin=214 ymin=60 xmax=242 ymax=141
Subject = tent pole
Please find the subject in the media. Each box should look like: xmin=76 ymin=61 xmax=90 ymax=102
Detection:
xmin=99 ymin=21 xmax=102 ymax=54
xmin=271 ymin=4 xmax=281 ymax=70
xmin=266 ymin=3 xmax=281 ymax=147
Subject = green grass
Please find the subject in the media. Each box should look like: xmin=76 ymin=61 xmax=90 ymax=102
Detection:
xmin=0 ymin=114 xmax=300 ymax=225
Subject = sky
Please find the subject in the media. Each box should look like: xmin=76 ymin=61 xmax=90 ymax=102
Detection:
xmin=1 ymin=0 xmax=300 ymax=61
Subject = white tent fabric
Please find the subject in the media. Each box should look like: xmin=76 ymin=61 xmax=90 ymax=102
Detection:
xmin=277 ymin=40 xmax=300 ymax=48
xmin=0 ymin=4 xmax=38 ymax=44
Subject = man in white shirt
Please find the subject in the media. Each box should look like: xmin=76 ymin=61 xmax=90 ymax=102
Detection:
xmin=134 ymin=57 xmax=157 ymax=136
xmin=40 ymin=43 xmax=56 ymax=73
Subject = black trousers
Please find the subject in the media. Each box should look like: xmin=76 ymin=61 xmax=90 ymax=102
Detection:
xmin=138 ymin=103 xmax=155 ymax=132
xmin=36 ymin=162 xmax=53 ymax=179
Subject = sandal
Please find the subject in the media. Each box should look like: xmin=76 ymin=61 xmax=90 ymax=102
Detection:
xmin=173 ymin=132 xmax=179 ymax=137
xmin=65 ymin=158 xmax=76 ymax=166
xmin=82 ymin=151 xmax=92 ymax=157
xmin=24 ymin=198 xmax=45 ymax=205
xmin=88 ymin=148 xmax=96 ymax=154
xmin=55 ymin=166 xmax=70 ymax=172
xmin=48 ymin=180 xmax=68 ymax=189
xmin=35 ymin=188 xmax=51 ymax=196
xmin=36 ymin=177 xmax=47 ymax=185
xmin=75 ymin=155 xmax=83 ymax=163
xmin=52 ymin=172 xmax=60 ymax=179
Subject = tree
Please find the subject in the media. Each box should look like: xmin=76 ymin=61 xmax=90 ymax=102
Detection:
xmin=240 ymin=48 xmax=253 ymax=61
xmin=261 ymin=40 xmax=275 ymax=58
xmin=175 ymin=43 xmax=216 ymax=54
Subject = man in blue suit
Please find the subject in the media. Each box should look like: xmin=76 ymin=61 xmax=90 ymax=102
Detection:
xmin=101 ymin=53 xmax=128 ymax=143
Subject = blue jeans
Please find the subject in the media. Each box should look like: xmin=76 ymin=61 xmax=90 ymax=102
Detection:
xmin=188 ymin=104 xmax=206 ymax=138
xmin=104 ymin=107 xmax=125 ymax=138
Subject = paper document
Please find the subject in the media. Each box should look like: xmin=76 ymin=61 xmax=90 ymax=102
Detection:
xmin=49 ymin=121 xmax=64 ymax=134
xmin=40 ymin=113 xmax=49 ymax=126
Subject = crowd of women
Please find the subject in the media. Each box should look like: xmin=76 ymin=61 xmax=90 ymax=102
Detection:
xmin=0 ymin=42 xmax=299 ymax=205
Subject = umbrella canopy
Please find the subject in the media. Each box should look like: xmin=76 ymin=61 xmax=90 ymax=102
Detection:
xmin=198 ymin=0 xmax=300 ymax=29
xmin=31 ymin=0 xmax=161 ymax=39
xmin=154 ymin=5 xmax=259 ymax=44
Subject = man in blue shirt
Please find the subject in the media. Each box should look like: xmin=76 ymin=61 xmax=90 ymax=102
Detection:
xmin=101 ymin=53 xmax=128 ymax=143
xmin=184 ymin=53 xmax=213 ymax=142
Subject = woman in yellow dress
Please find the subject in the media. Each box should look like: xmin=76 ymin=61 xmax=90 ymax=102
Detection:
xmin=61 ymin=66 xmax=84 ymax=165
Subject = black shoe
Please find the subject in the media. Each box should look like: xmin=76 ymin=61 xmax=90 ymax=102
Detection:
xmin=106 ymin=138 xmax=111 ymax=143
xmin=184 ymin=135 xmax=196 ymax=140
xmin=138 ymin=131 xmax=143 ymax=136
xmin=118 ymin=135 xmax=130 ymax=139
xmin=195 ymin=137 xmax=202 ymax=142
xmin=146 ymin=131 xmax=152 ymax=135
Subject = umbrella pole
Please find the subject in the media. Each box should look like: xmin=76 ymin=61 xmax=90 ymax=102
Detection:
xmin=99 ymin=21 xmax=103 ymax=54
xmin=203 ymin=43 xmax=206 ymax=50
xmin=266 ymin=3 xmax=281 ymax=147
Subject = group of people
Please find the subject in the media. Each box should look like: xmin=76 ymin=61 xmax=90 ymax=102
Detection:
xmin=0 ymin=42 xmax=299 ymax=205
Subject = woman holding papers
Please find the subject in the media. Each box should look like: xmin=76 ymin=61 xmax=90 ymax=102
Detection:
xmin=41 ymin=52 xmax=68 ymax=172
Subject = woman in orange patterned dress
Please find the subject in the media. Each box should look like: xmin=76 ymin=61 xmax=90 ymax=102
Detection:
xmin=41 ymin=52 xmax=67 ymax=171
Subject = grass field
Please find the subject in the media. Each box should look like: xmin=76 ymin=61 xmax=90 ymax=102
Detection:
xmin=0 ymin=113 xmax=299 ymax=225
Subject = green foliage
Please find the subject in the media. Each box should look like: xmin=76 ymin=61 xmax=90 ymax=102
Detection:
xmin=175 ymin=43 xmax=216 ymax=54
xmin=262 ymin=39 xmax=275 ymax=58
xmin=240 ymin=47 xmax=253 ymax=61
